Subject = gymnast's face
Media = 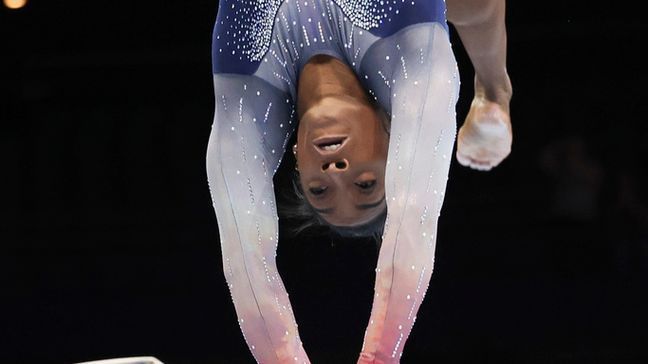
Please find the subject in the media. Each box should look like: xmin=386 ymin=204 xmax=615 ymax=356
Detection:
xmin=296 ymin=95 xmax=389 ymax=226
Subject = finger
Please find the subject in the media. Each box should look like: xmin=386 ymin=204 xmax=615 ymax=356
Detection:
xmin=456 ymin=149 xmax=478 ymax=167
xmin=467 ymin=157 xmax=492 ymax=171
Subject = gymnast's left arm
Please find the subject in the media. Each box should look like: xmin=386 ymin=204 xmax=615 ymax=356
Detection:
xmin=357 ymin=22 xmax=460 ymax=363
xmin=206 ymin=74 xmax=309 ymax=363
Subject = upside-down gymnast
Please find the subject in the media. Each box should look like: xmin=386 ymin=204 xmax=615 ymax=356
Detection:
xmin=206 ymin=0 xmax=513 ymax=362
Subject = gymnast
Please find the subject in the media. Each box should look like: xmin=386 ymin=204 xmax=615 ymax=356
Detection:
xmin=205 ymin=0 xmax=512 ymax=362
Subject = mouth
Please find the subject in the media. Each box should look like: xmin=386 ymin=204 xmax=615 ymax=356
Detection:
xmin=313 ymin=135 xmax=348 ymax=153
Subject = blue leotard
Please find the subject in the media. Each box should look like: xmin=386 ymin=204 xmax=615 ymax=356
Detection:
xmin=206 ymin=1 xmax=459 ymax=362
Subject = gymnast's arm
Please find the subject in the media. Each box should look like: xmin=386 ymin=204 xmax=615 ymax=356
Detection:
xmin=357 ymin=22 xmax=460 ymax=363
xmin=206 ymin=74 xmax=310 ymax=364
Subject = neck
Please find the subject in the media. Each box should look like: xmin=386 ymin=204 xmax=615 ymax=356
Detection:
xmin=297 ymin=55 xmax=370 ymax=119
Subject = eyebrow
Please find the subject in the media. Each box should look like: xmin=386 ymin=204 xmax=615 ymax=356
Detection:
xmin=313 ymin=195 xmax=386 ymax=214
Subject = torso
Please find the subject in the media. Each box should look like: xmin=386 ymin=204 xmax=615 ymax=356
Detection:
xmin=211 ymin=0 xmax=451 ymax=172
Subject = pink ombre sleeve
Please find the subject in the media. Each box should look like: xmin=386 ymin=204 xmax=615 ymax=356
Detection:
xmin=206 ymin=74 xmax=309 ymax=364
xmin=357 ymin=23 xmax=460 ymax=363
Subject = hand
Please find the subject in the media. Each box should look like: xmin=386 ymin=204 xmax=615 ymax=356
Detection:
xmin=456 ymin=94 xmax=512 ymax=171
xmin=74 ymin=357 xmax=163 ymax=364
xmin=357 ymin=352 xmax=386 ymax=364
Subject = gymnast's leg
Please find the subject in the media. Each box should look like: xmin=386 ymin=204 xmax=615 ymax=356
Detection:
xmin=447 ymin=0 xmax=513 ymax=171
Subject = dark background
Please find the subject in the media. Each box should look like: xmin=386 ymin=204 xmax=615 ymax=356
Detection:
xmin=1 ymin=1 xmax=647 ymax=363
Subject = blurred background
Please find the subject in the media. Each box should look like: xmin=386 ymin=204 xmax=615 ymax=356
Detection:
xmin=1 ymin=0 xmax=647 ymax=363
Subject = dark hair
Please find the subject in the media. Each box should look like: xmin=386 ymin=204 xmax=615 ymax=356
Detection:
xmin=279 ymin=169 xmax=387 ymax=244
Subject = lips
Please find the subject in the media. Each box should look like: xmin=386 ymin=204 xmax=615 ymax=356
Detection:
xmin=313 ymin=135 xmax=347 ymax=153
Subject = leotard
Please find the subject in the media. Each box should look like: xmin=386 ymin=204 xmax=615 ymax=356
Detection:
xmin=206 ymin=1 xmax=460 ymax=362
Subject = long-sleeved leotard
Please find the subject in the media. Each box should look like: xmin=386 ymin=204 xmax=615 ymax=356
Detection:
xmin=206 ymin=1 xmax=459 ymax=363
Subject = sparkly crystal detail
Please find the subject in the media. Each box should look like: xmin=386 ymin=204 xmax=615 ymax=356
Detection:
xmin=209 ymin=2 xmax=456 ymax=362
xmin=220 ymin=0 xmax=406 ymax=62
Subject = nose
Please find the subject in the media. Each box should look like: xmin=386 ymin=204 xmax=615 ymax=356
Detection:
xmin=321 ymin=158 xmax=349 ymax=173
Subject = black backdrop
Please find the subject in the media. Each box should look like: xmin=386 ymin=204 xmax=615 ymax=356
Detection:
xmin=1 ymin=1 xmax=647 ymax=363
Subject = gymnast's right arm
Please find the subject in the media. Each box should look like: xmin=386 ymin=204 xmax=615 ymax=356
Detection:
xmin=206 ymin=73 xmax=310 ymax=364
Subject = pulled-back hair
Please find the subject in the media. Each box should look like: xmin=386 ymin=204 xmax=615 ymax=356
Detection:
xmin=279 ymin=72 xmax=390 ymax=245
xmin=279 ymin=169 xmax=387 ymax=244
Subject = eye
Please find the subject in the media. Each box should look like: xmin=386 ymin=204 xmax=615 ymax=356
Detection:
xmin=308 ymin=186 xmax=328 ymax=196
xmin=355 ymin=180 xmax=376 ymax=190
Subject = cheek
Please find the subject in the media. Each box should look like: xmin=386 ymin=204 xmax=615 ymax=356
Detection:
xmin=373 ymin=128 xmax=390 ymax=158
xmin=297 ymin=174 xmax=316 ymax=198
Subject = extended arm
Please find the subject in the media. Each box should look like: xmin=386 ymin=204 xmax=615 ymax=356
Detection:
xmin=447 ymin=0 xmax=513 ymax=170
xmin=206 ymin=74 xmax=309 ymax=363
xmin=447 ymin=0 xmax=510 ymax=106
xmin=357 ymin=23 xmax=459 ymax=363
